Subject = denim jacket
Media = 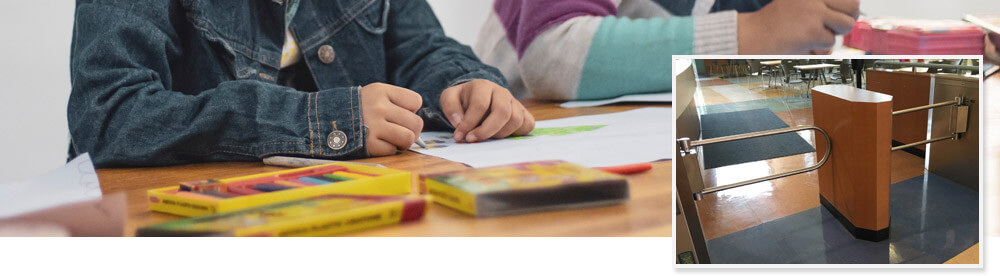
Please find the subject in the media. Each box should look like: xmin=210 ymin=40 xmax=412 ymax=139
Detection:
xmin=68 ymin=0 xmax=507 ymax=168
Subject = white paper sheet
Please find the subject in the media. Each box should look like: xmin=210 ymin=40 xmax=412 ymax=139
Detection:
xmin=411 ymin=107 xmax=673 ymax=168
xmin=0 ymin=153 xmax=102 ymax=218
xmin=559 ymin=92 xmax=672 ymax=108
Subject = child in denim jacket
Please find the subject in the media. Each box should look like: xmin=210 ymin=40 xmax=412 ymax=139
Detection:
xmin=69 ymin=0 xmax=534 ymax=167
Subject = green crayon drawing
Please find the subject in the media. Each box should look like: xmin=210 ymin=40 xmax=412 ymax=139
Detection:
xmin=506 ymin=125 xmax=607 ymax=140
xmin=411 ymin=125 xmax=608 ymax=150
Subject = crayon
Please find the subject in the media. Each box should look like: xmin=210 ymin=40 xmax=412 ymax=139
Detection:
xmin=276 ymin=165 xmax=347 ymax=179
xmin=332 ymin=171 xmax=372 ymax=179
xmin=179 ymin=179 xmax=224 ymax=193
xmin=298 ymin=177 xmax=333 ymax=185
xmin=596 ymin=163 xmax=653 ymax=175
xmin=227 ymin=183 xmax=265 ymax=195
xmin=275 ymin=180 xmax=312 ymax=187
xmin=322 ymin=174 xmax=352 ymax=182
xmin=415 ymin=138 xmax=428 ymax=149
xmin=253 ymin=184 xmax=294 ymax=192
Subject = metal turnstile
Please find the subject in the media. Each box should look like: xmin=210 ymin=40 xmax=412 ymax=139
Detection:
xmin=676 ymin=94 xmax=971 ymax=263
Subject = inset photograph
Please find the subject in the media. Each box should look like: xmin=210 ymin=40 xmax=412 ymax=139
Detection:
xmin=674 ymin=57 xmax=982 ymax=264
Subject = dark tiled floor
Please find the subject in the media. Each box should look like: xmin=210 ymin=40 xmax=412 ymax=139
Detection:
xmin=706 ymin=173 xmax=978 ymax=264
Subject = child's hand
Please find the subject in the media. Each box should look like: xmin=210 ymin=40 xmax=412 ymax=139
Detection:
xmin=986 ymin=33 xmax=1000 ymax=65
xmin=439 ymin=79 xmax=535 ymax=143
xmin=737 ymin=0 xmax=860 ymax=54
xmin=360 ymin=83 xmax=424 ymax=156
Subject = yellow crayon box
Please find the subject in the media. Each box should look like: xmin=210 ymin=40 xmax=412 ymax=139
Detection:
xmin=147 ymin=162 xmax=412 ymax=217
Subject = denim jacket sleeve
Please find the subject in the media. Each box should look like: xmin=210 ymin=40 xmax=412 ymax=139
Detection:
xmin=69 ymin=1 xmax=368 ymax=168
xmin=382 ymin=0 xmax=508 ymax=129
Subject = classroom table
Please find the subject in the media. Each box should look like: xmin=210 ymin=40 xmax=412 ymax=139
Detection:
xmin=794 ymin=63 xmax=840 ymax=89
xmin=96 ymin=99 xmax=672 ymax=237
xmin=760 ymin=60 xmax=781 ymax=66
xmin=760 ymin=60 xmax=782 ymax=88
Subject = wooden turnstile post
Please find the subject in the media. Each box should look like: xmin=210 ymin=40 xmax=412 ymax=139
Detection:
xmin=812 ymin=85 xmax=893 ymax=242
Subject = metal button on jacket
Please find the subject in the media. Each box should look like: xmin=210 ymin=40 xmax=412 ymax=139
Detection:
xmin=327 ymin=130 xmax=347 ymax=150
xmin=318 ymin=45 xmax=336 ymax=64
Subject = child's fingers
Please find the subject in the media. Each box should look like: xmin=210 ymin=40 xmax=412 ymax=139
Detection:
xmin=453 ymin=86 xmax=493 ymax=142
xmin=367 ymin=138 xmax=398 ymax=156
xmin=492 ymin=100 xmax=525 ymax=139
xmin=809 ymin=49 xmax=832 ymax=55
xmin=439 ymin=85 xmax=465 ymax=127
xmin=465 ymin=90 xmax=513 ymax=142
xmin=809 ymin=26 xmax=837 ymax=50
xmin=513 ymin=109 xmax=535 ymax=136
xmin=384 ymin=105 xmax=424 ymax=139
xmin=822 ymin=10 xmax=856 ymax=35
xmin=380 ymin=123 xmax=418 ymax=150
xmin=384 ymin=85 xmax=423 ymax=113
xmin=825 ymin=0 xmax=860 ymax=19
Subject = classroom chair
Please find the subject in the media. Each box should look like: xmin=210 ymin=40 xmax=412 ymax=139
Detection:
xmin=838 ymin=60 xmax=854 ymax=86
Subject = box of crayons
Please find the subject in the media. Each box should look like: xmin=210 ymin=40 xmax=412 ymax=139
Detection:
xmin=138 ymin=195 xmax=429 ymax=237
xmin=147 ymin=162 xmax=412 ymax=217
xmin=422 ymin=160 xmax=629 ymax=217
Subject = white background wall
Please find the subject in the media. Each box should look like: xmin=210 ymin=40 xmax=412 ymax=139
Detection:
xmin=0 ymin=1 xmax=75 ymax=183
xmin=0 ymin=0 xmax=995 ymax=183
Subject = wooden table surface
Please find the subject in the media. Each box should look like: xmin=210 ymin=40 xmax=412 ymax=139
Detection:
xmin=761 ymin=60 xmax=781 ymax=66
xmin=794 ymin=64 xmax=840 ymax=70
xmin=97 ymin=99 xmax=673 ymax=237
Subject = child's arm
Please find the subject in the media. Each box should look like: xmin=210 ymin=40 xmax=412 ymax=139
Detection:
xmin=488 ymin=0 xmax=724 ymax=101
xmin=68 ymin=1 xmax=399 ymax=167
xmin=483 ymin=0 xmax=856 ymax=101
xmin=381 ymin=0 xmax=533 ymax=143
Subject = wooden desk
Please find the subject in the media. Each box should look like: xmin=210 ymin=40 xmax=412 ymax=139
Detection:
xmin=97 ymin=99 xmax=672 ymax=237
xmin=760 ymin=60 xmax=782 ymax=88
xmin=794 ymin=64 xmax=840 ymax=89
xmin=760 ymin=60 xmax=781 ymax=66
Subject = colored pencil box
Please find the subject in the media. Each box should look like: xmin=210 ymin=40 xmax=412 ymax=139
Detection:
xmin=846 ymin=18 xmax=984 ymax=55
xmin=422 ymin=160 xmax=629 ymax=217
xmin=147 ymin=162 xmax=412 ymax=217
xmin=137 ymin=194 xmax=429 ymax=237
xmin=887 ymin=25 xmax=984 ymax=55
xmin=843 ymin=20 xmax=872 ymax=52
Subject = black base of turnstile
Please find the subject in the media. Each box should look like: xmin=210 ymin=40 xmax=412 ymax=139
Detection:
xmin=820 ymin=195 xmax=889 ymax=242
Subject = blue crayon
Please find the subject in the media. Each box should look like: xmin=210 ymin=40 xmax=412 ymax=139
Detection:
xmin=298 ymin=176 xmax=333 ymax=185
xmin=253 ymin=184 xmax=294 ymax=192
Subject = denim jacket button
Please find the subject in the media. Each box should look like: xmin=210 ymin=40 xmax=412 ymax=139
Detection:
xmin=318 ymin=45 xmax=336 ymax=64
xmin=327 ymin=130 xmax=347 ymax=150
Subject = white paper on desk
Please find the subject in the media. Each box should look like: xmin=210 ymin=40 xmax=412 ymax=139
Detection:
xmin=0 ymin=153 xmax=102 ymax=219
xmin=410 ymin=107 xmax=673 ymax=168
xmin=559 ymin=92 xmax=672 ymax=108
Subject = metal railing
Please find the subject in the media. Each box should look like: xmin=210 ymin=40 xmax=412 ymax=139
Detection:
xmin=677 ymin=125 xmax=831 ymax=197
xmin=890 ymin=96 xmax=967 ymax=151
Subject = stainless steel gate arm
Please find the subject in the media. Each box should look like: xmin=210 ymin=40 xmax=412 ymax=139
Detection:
xmin=678 ymin=125 xmax=832 ymax=197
